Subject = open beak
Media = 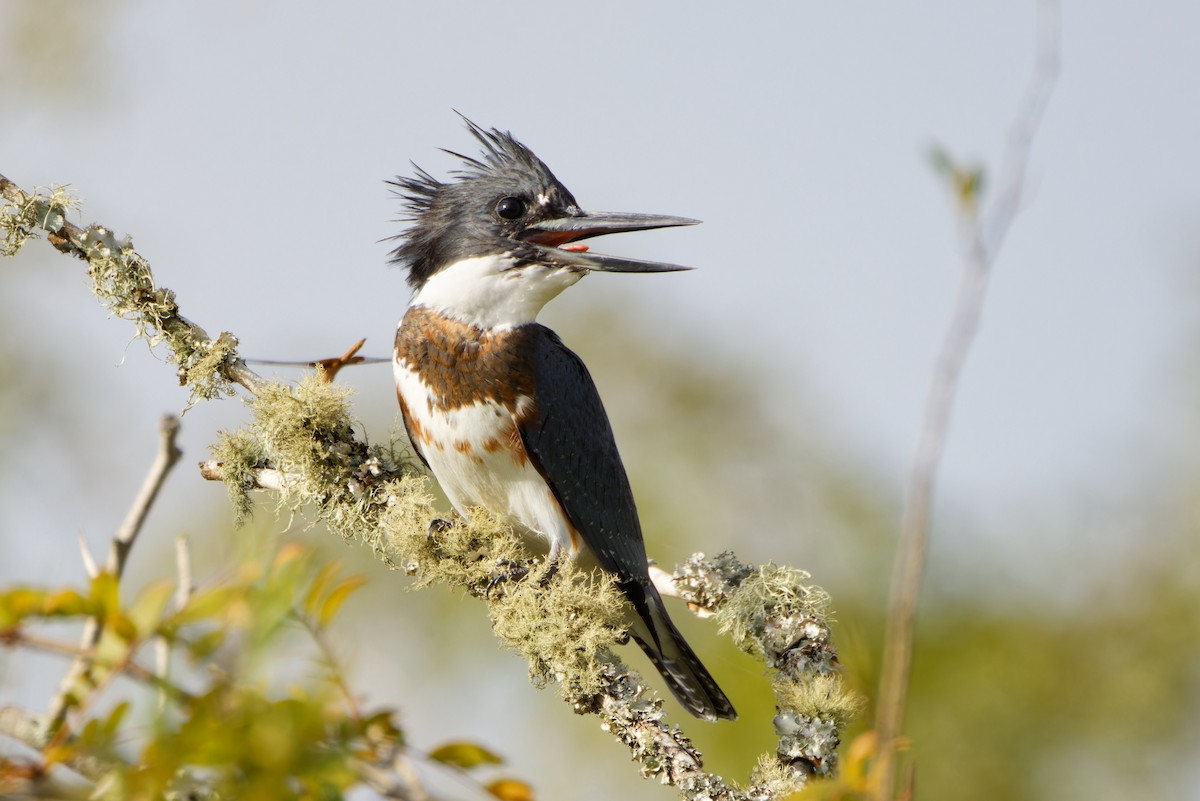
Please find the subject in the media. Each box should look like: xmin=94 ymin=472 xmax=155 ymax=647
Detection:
xmin=519 ymin=212 xmax=699 ymax=273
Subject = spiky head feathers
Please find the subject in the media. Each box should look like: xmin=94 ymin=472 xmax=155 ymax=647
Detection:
xmin=388 ymin=119 xmax=581 ymax=289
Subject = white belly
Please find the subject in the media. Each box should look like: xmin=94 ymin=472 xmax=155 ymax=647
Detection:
xmin=395 ymin=361 xmax=577 ymax=556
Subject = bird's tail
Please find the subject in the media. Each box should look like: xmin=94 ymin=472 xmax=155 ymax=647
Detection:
xmin=626 ymin=581 xmax=737 ymax=721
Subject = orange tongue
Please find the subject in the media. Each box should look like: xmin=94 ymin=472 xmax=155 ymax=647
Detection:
xmin=560 ymin=243 xmax=590 ymax=252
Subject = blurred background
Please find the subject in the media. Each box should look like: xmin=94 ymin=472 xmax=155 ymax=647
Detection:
xmin=2 ymin=1 xmax=1198 ymax=799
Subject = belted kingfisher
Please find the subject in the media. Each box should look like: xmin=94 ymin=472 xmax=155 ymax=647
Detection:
xmin=389 ymin=119 xmax=736 ymax=721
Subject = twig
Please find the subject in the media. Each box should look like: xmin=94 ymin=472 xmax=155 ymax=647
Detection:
xmin=46 ymin=415 xmax=184 ymax=733
xmin=108 ymin=415 xmax=183 ymax=573
xmin=873 ymin=1 xmax=1061 ymax=794
xmin=198 ymin=459 xmax=287 ymax=490
xmin=77 ymin=534 xmax=98 ymax=580
xmin=246 ymin=338 xmax=391 ymax=383
xmin=173 ymin=534 xmax=193 ymax=610
xmin=156 ymin=535 xmax=194 ymax=712
xmin=0 ymin=706 xmax=111 ymax=783
xmin=298 ymin=614 xmax=364 ymax=721
xmin=1 ymin=630 xmax=190 ymax=701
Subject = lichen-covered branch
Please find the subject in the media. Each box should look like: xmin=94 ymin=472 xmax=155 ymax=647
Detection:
xmin=205 ymin=376 xmax=859 ymax=799
xmin=1 ymin=172 xmax=858 ymax=799
xmin=0 ymin=173 xmax=264 ymax=400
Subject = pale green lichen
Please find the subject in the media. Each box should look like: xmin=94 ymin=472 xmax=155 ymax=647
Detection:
xmin=675 ymin=553 xmax=855 ymax=781
xmin=489 ymin=559 xmax=626 ymax=698
xmin=745 ymin=752 xmax=803 ymax=799
xmin=216 ymin=374 xmax=422 ymax=556
xmin=715 ymin=563 xmax=833 ymax=672
xmin=773 ymin=674 xmax=864 ymax=731
xmin=74 ymin=222 xmax=242 ymax=407
xmin=387 ymin=506 xmax=523 ymax=590
xmin=210 ymin=429 xmax=270 ymax=524
xmin=178 ymin=331 xmax=241 ymax=406
xmin=384 ymin=503 xmax=627 ymax=699
xmin=0 ymin=184 xmax=76 ymax=256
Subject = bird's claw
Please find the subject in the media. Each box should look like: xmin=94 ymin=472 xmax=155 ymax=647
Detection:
xmin=485 ymin=558 xmax=536 ymax=598
xmin=539 ymin=559 xmax=561 ymax=588
xmin=427 ymin=518 xmax=454 ymax=540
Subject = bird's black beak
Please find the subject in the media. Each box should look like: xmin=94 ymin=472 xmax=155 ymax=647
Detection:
xmin=519 ymin=212 xmax=699 ymax=273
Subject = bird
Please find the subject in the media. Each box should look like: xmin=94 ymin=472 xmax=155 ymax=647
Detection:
xmin=388 ymin=118 xmax=736 ymax=721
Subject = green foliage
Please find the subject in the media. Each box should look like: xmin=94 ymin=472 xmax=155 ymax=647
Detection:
xmin=127 ymin=684 xmax=360 ymax=800
xmin=1 ymin=531 xmax=520 ymax=800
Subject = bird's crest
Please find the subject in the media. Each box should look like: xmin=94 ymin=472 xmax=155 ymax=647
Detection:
xmin=385 ymin=116 xmax=575 ymax=287
xmin=388 ymin=116 xmax=560 ymax=226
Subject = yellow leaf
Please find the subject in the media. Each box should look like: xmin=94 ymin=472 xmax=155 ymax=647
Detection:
xmin=304 ymin=561 xmax=343 ymax=618
xmin=318 ymin=574 xmax=368 ymax=627
xmin=429 ymin=741 xmax=503 ymax=770
xmin=1 ymin=587 xmax=47 ymax=626
xmin=171 ymin=585 xmax=242 ymax=625
xmin=487 ymin=779 xmax=534 ymax=801
xmin=42 ymin=589 xmax=90 ymax=617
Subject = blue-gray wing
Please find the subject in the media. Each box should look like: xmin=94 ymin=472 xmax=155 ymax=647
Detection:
xmin=518 ymin=326 xmax=650 ymax=581
xmin=517 ymin=326 xmax=738 ymax=721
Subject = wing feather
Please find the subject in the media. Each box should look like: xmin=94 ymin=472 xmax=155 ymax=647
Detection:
xmin=517 ymin=327 xmax=649 ymax=580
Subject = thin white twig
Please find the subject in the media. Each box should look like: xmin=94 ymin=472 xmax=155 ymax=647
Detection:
xmin=156 ymin=535 xmax=194 ymax=712
xmin=874 ymin=1 xmax=1061 ymax=795
xmin=198 ymin=459 xmax=287 ymax=490
xmin=78 ymin=534 xmax=99 ymax=580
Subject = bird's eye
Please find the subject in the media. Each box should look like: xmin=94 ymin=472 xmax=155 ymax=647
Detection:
xmin=496 ymin=196 xmax=527 ymax=220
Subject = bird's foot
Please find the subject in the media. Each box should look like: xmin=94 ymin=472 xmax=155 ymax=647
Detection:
xmin=486 ymin=558 xmax=536 ymax=598
xmin=539 ymin=558 xmax=561 ymax=588
xmin=427 ymin=518 xmax=454 ymax=540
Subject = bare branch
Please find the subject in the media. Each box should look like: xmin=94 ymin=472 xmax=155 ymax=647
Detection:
xmin=246 ymin=338 xmax=391 ymax=383
xmin=0 ymin=706 xmax=110 ymax=783
xmin=77 ymin=534 xmax=98 ymax=580
xmin=108 ymin=415 xmax=183 ymax=575
xmin=156 ymin=534 xmax=194 ymax=712
xmin=1 ymin=630 xmax=188 ymax=701
xmin=873 ymin=1 xmax=1061 ymax=794
xmin=46 ymin=416 xmax=184 ymax=733
xmin=173 ymin=534 xmax=193 ymax=610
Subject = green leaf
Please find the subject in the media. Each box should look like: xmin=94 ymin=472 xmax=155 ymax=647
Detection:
xmin=184 ymin=628 xmax=227 ymax=661
xmin=171 ymin=585 xmax=243 ymax=626
xmin=360 ymin=709 xmax=405 ymax=748
xmin=429 ymin=741 xmax=504 ymax=770
xmin=89 ymin=572 xmax=120 ymax=620
xmin=126 ymin=580 xmax=175 ymax=638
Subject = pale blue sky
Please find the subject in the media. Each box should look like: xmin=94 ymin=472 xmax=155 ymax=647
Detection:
xmin=8 ymin=1 xmax=1195 ymax=512
xmin=3 ymin=2 xmax=1198 ymax=797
